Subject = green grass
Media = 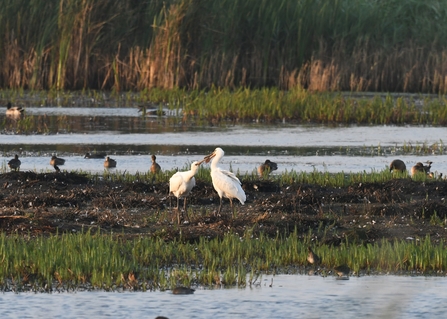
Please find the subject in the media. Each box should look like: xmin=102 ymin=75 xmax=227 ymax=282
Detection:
xmin=0 ymin=230 xmax=445 ymax=292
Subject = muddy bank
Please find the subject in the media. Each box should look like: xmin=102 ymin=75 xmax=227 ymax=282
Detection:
xmin=1 ymin=171 xmax=447 ymax=245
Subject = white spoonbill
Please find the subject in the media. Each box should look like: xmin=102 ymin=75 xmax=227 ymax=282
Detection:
xmin=169 ymin=161 xmax=202 ymax=223
xmin=203 ymin=147 xmax=246 ymax=215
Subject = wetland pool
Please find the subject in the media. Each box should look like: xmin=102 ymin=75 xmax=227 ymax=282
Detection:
xmin=1 ymin=275 xmax=446 ymax=319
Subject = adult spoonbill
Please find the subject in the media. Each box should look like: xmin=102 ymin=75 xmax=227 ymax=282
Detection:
xmin=389 ymin=159 xmax=406 ymax=173
xmin=203 ymin=147 xmax=246 ymax=215
xmin=8 ymin=154 xmax=21 ymax=171
xmin=151 ymin=155 xmax=161 ymax=173
xmin=169 ymin=161 xmax=201 ymax=223
xmin=258 ymin=159 xmax=278 ymax=176
xmin=104 ymin=156 xmax=117 ymax=168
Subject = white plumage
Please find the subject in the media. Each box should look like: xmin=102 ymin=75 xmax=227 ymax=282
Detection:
xmin=169 ymin=161 xmax=201 ymax=222
xmin=203 ymin=147 xmax=246 ymax=215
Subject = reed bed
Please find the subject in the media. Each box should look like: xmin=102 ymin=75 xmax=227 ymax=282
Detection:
xmin=0 ymin=230 xmax=445 ymax=292
xmin=1 ymin=0 xmax=447 ymax=92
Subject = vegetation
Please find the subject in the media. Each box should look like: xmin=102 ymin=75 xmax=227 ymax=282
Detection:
xmin=0 ymin=230 xmax=444 ymax=292
xmin=1 ymin=0 xmax=447 ymax=92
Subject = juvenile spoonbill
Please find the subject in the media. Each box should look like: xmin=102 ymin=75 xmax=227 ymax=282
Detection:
xmin=389 ymin=159 xmax=406 ymax=172
xmin=258 ymin=159 xmax=278 ymax=176
xmin=169 ymin=161 xmax=201 ymax=223
xmin=8 ymin=154 xmax=21 ymax=171
xmin=203 ymin=147 xmax=246 ymax=215
xmin=104 ymin=156 xmax=117 ymax=168
xmin=151 ymin=155 xmax=161 ymax=173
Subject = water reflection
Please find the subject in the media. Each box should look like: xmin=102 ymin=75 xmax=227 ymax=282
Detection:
xmin=1 ymin=275 xmax=446 ymax=318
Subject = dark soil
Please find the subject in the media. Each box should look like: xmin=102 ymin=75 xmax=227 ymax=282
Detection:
xmin=1 ymin=171 xmax=447 ymax=245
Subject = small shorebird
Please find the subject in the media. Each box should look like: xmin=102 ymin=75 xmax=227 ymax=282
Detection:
xmin=172 ymin=286 xmax=195 ymax=295
xmin=411 ymin=161 xmax=432 ymax=176
xmin=258 ymin=159 xmax=278 ymax=176
xmin=6 ymin=102 xmax=24 ymax=117
xmin=151 ymin=155 xmax=161 ymax=173
xmin=389 ymin=159 xmax=406 ymax=172
xmin=307 ymin=246 xmax=320 ymax=266
xmin=84 ymin=152 xmax=106 ymax=159
xmin=104 ymin=156 xmax=117 ymax=168
xmin=8 ymin=154 xmax=21 ymax=171
xmin=169 ymin=161 xmax=202 ymax=223
xmin=334 ymin=264 xmax=351 ymax=278
xmin=50 ymin=155 xmax=65 ymax=166
xmin=202 ymin=147 xmax=246 ymax=215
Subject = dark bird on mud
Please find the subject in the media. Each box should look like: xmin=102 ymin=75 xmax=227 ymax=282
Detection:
xmin=151 ymin=154 xmax=161 ymax=173
xmin=50 ymin=155 xmax=65 ymax=166
xmin=334 ymin=264 xmax=351 ymax=278
xmin=202 ymin=147 xmax=246 ymax=215
xmin=104 ymin=156 xmax=117 ymax=168
xmin=84 ymin=152 xmax=106 ymax=159
xmin=6 ymin=102 xmax=24 ymax=117
xmin=8 ymin=154 xmax=21 ymax=171
xmin=307 ymin=246 xmax=320 ymax=266
xmin=258 ymin=159 xmax=278 ymax=176
xmin=172 ymin=286 xmax=195 ymax=295
xmin=411 ymin=161 xmax=432 ymax=176
xmin=389 ymin=159 xmax=406 ymax=173
xmin=169 ymin=161 xmax=202 ymax=223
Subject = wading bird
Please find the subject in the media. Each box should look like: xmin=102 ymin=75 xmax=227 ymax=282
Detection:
xmin=104 ymin=156 xmax=117 ymax=168
xmin=50 ymin=155 xmax=65 ymax=166
xmin=151 ymin=155 xmax=161 ymax=173
xmin=202 ymin=147 xmax=246 ymax=215
xmin=8 ymin=154 xmax=21 ymax=171
xmin=169 ymin=161 xmax=202 ymax=223
xmin=6 ymin=102 xmax=24 ymax=117
xmin=84 ymin=152 xmax=106 ymax=159
xmin=258 ymin=159 xmax=278 ymax=176
xmin=389 ymin=159 xmax=406 ymax=173
xmin=411 ymin=161 xmax=432 ymax=176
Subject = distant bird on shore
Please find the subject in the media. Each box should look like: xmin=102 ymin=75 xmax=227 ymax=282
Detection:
xmin=151 ymin=155 xmax=161 ymax=173
xmin=104 ymin=156 xmax=117 ymax=168
xmin=6 ymin=102 xmax=24 ymax=117
xmin=8 ymin=154 xmax=21 ymax=171
xmin=138 ymin=105 xmax=165 ymax=116
xmin=202 ymin=147 xmax=246 ymax=215
xmin=334 ymin=264 xmax=351 ymax=278
xmin=169 ymin=161 xmax=202 ymax=223
xmin=411 ymin=161 xmax=432 ymax=176
xmin=84 ymin=152 xmax=106 ymax=159
xmin=258 ymin=159 xmax=278 ymax=176
xmin=389 ymin=159 xmax=406 ymax=173
xmin=307 ymin=246 xmax=320 ymax=266
xmin=172 ymin=286 xmax=195 ymax=295
xmin=50 ymin=155 xmax=65 ymax=166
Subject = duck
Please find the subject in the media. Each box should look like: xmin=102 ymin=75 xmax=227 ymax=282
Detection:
xmin=50 ymin=155 xmax=65 ymax=166
xmin=84 ymin=152 xmax=106 ymax=159
xmin=151 ymin=155 xmax=161 ymax=173
xmin=6 ymin=102 xmax=24 ymax=116
xmin=389 ymin=159 xmax=406 ymax=173
xmin=104 ymin=156 xmax=117 ymax=168
xmin=334 ymin=264 xmax=351 ymax=278
xmin=411 ymin=161 xmax=432 ymax=176
xmin=258 ymin=159 xmax=278 ymax=176
xmin=172 ymin=286 xmax=195 ymax=295
xmin=8 ymin=154 xmax=21 ymax=171
xmin=307 ymin=246 xmax=320 ymax=266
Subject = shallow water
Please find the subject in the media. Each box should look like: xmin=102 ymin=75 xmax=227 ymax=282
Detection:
xmin=1 ymin=275 xmax=446 ymax=319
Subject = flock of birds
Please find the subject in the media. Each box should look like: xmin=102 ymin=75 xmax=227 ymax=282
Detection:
xmin=6 ymin=148 xmax=278 ymax=222
xmin=389 ymin=158 xmax=435 ymax=177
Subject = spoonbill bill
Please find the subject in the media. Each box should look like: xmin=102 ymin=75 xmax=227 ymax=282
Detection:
xmin=202 ymin=147 xmax=246 ymax=215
